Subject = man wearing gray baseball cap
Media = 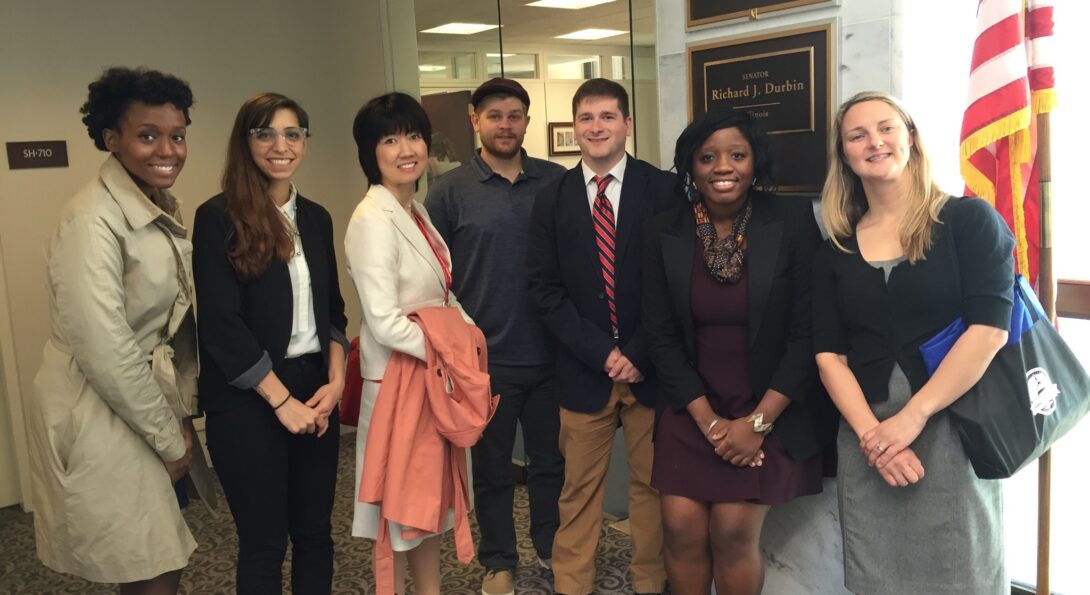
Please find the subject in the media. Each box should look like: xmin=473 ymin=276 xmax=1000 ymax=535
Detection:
xmin=426 ymin=78 xmax=566 ymax=595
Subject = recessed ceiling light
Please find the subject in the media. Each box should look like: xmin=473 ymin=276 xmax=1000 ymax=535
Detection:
xmin=555 ymin=28 xmax=626 ymax=40
xmin=420 ymin=22 xmax=499 ymax=35
xmin=527 ymin=0 xmax=615 ymax=8
xmin=418 ymin=64 xmax=447 ymax=72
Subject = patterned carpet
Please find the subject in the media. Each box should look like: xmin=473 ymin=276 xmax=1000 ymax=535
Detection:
xmin=0 ymin=436 xmax=641 ymax=594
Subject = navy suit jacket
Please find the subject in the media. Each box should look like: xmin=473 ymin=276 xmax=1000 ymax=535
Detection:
xmin=527 ymin=156 xmax=677 ymax=412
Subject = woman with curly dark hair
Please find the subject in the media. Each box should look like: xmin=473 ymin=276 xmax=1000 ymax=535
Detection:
xmin=642 ymin=110 xmax=838 ymax=594
xmin=192 ymin=92 xmax=347 ymax=594
xmin=27 ymin=66 xmax=199 ymax=594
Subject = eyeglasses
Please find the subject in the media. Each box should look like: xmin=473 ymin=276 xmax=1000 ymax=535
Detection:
xmin=249 ymin=127 xmax=309 ymax=144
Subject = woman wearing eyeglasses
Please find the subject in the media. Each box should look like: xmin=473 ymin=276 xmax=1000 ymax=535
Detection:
xmin=193 ymin=92 xmax=348 ymax=594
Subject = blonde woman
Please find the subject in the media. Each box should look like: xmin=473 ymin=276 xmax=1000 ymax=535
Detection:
xmin=812 ymin=91 xmax=1014 ymax=594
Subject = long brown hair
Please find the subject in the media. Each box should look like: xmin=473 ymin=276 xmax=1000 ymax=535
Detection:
xmin=222 ymin=92 xmax=309 ymax=280
xmin=820 ymin=91 xmax=948 ymax=263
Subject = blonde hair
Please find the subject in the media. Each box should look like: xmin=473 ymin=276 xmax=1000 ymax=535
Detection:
xmin=820 ymin=91 xmax=949 ymax=263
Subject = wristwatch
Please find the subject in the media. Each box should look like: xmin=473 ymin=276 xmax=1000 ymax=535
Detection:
xmin=746 ymin=412 xmax=774 ymax=434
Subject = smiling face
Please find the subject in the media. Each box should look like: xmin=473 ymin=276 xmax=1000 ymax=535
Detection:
xmin=102 ymin=101 xmax=187 ymax=195
xmin=573 ymin=95 xmax=632 ymax=173
xmin=692 ymin=126 xmax=755 ymax=215
xmin=839 ymin=99 xmax=914 ymax=184
xmin=473 ymin=95 xmax=528 ymax=160
xmin=375 ymin=131 xmax=428 ymax=196
xmin=249 ymin=108 xmax=306 ymax=183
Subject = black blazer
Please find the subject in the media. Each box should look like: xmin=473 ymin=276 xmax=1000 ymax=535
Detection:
xmin=812 ymin=196 xmax=1015 ymax=404
xmin=642 ymin=192 xmax=838 ymax=460
xmin=527 ymin=156 xmax=677 ymax=412
xmin=192 ymin=193 xmax=348 ymax=413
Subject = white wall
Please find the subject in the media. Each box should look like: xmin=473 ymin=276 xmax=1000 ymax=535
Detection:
xmin=0 ymin=0 xmax=389 ymax=508
xmin=0 ymin=337 xmax=18 ymax=506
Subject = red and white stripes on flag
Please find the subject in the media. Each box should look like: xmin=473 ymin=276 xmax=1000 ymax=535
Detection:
xmin=960 ymin=0 xmax=1055 ymax=285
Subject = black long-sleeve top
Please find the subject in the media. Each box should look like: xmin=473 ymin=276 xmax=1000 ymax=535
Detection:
xmin=644 ymin=194 xmax=839 ymax=461
xmin=192 ymin=193 xmax=348 ymax=412
xmin=812 ymin=196 xmax=1015 ymax=403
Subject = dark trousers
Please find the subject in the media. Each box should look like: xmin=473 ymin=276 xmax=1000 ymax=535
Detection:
xmin=206 ymin=353 xmax=339 ymax=595
xmin=473 ymin=362 xmax=565 ymax=570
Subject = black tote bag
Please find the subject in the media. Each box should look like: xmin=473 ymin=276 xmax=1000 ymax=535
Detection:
xmin=932 ymin=276 xmax=1090 ymax=479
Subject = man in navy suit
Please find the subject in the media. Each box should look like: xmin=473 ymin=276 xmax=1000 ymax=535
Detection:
xmin=527 ymin=78 xmax=674 ymax=595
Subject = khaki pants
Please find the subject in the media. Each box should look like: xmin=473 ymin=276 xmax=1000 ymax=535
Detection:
xmin=552 ymin=383 xmax=665 ymax=595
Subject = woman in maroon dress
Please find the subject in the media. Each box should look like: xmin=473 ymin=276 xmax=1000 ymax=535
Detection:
xmin=642 ymin=111 xmax=838 ymax=594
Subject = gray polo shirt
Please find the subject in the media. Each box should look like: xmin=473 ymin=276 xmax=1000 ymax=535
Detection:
xmin=425 ymin=150 xmax=565 ymax=366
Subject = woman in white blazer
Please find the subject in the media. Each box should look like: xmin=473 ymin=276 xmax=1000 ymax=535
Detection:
xmin=344 ymin=92 xmax=472 ymax=595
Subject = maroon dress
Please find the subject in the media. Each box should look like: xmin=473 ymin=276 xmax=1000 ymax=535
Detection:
xmin=650 ymin=241 xmax=821 ymax=504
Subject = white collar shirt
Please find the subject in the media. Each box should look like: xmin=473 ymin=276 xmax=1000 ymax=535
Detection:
xmin=279 ymin=186 xmax=321 ymax=358
xmin=581 ymin=155 xmax=628 ymax=224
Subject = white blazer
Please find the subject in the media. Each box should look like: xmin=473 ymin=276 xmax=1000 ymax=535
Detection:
xmin=344 ymin=183 xmax=471 ymax=380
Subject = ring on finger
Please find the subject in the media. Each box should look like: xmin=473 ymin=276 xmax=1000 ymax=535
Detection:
xmin=876 ymin=443 xmax=886 ymax=453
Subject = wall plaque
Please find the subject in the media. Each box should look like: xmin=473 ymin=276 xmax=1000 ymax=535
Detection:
xmin=6 ymin=141 xmax=68 ymax=170
xmin=688 ymin=0 xmax=835 ymax=28
xmin=689 ymin=24 xmax=832 ymax=192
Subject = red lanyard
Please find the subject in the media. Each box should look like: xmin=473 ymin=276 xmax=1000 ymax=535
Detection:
xmin=412 ymin=211 xmax=452 ymax=304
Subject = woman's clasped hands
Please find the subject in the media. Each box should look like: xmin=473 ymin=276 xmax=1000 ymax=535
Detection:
xmin=860 ymin=406 xmax=928 ymax=487
xmin=305 ymin=379 xmax=344 ymax=437
xmin=274 ymin=378 xmax=343 ymax=437
xmin=703 ymin=416 xmax=766 ymax=468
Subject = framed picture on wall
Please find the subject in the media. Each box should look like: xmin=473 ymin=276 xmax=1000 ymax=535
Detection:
xmin=548 ymin=122 xmax=580 ymax=156
xmin=688 ymin=22 xmax=833 ymax=192
xmin=687 ymin=0 xmax=838 ymax=28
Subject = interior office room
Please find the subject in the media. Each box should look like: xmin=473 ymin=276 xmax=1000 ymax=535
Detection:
xmin=1 ymin=0 xmax=1088 ymax=593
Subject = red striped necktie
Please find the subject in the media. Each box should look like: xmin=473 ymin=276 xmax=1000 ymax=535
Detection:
xmin=591 ymin=174 xmax=618 ymax=339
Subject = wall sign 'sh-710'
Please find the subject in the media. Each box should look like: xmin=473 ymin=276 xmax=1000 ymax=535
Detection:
xmin=6 ymin=141 xmax=69 ymax=170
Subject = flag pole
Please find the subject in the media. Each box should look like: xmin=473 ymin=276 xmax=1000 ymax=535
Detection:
xmin=1035 ymin=110 xmax=1053 ymax=595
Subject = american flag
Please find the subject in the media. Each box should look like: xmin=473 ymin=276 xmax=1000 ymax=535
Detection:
xmin=960 ymin=0 xmax=1055 ymax=285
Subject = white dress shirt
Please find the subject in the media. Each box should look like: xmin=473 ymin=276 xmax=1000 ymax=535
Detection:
xmin=280 ymin=187 xmax=321 ymax=357
xmin=581 ymin=155 xmax=628 ymax=223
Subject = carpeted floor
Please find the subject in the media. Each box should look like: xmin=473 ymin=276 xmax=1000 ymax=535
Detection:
xmin=0 ymin=436 xmax=641 ymax=594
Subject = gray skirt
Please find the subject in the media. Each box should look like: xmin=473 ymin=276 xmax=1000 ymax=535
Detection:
xmin=837 ymin=365 xmax=1007 ymax=594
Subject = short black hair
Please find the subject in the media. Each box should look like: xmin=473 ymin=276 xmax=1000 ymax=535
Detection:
xmin=572 ymin=78 xmax=629 ymax=119
xmin=80 ymin=67 xmax=194 ymax=151
xmin=672 ymin=110 xmax=776 ymax=198
xmin=352 ymin=92 xmax=432 ymax=186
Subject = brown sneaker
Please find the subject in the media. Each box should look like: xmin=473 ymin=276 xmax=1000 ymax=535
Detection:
xmin=481 ymin=568 xmax=515 ymax=595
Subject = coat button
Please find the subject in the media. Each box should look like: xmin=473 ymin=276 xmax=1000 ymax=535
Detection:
xmin=598 ymin=292 xmax=605 ymax=300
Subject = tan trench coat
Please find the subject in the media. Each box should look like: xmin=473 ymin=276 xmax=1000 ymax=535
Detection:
xmin=27 ymin=156 xmax=200 ymax=583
